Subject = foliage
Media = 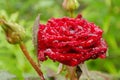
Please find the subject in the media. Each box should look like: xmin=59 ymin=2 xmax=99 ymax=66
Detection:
xmin=0 ymin=0 xmax=120 ymax=79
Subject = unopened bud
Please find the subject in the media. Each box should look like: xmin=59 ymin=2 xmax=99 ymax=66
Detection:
xmin=0 ymin=19 xmax=25 ymax=44
xmin=62 ymin=0 xmax=79 ymax=11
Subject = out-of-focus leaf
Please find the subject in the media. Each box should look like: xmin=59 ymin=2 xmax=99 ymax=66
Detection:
xmin=105 ymin=0 xmax=111 ymax=7
xmin=106 ymin=34 xmax=118 ymax=49
xmin=80 ymin=71 xmax=113 ymax=80
xmin=0 ymin=10 xmax=8 ymax=20
xmin=102 ymin=15 xmax=111 ymax=34
xmin=104 ymin=61 xmax=117 ymax=74
xmin=9 ymin=12 xmax=19 ymax=22
xmin=0 ymin=71 xmax=16 ymax=80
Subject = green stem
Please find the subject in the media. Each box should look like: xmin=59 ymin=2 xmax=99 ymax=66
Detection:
xmin=19 ymin=42 xmax=45 ymax=80
xmin=70 ymin=10 xmax=74 ymax=18
xmin=66 ymin=66 xmax=78 ymax=80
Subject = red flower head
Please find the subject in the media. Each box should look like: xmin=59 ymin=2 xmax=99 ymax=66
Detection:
xmin=37 ymin=15 xmax=107 ymax=66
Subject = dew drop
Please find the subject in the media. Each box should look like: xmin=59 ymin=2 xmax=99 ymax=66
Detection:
xmin=79 ymin=46 xmax=83 ymax=49
xmin=78 ymin=26 xmax=83 ymax=30
xmin=45 ymin=48 xmax=52 ymax=53
xmin=53 ymin=40 xmax=58 ymax=43
xmin=60 ymin=55 xmax=65 ymax=58
xmin=61 ymin=26 xmax=66 ymax=31
xmin=70 ymin=29 xmax=75 ymax=34
xmin=43 ymin=27 xmax=47 ymax=33
xmin=87 ymin=39 xmax=93 ymax=44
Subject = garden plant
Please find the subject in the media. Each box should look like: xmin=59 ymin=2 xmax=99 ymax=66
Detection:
xmin=0 ymin=0 xmax=120 ymax=80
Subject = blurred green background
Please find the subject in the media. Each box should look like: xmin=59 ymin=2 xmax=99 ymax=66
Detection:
xmin=0 ymin=0 xmax=120 ymax=80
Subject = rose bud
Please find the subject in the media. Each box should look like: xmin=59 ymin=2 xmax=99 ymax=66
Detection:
xmin=62 ymin=0 xmax=79 ymax=11
xmin=0 ymin=19 xmax=25 ymax=44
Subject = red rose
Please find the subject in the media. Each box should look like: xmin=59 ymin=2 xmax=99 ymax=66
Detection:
xmin=37 ymin=15 xmax=107 ymax=66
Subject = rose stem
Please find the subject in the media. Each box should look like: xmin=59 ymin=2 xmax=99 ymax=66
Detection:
xmin=19 ymin=41 xmax=45 ymax=80
xmin=66 ymin=66 xmax=78 ymax=80
xmin=70 ymin=10 xmax=74 ymax=18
